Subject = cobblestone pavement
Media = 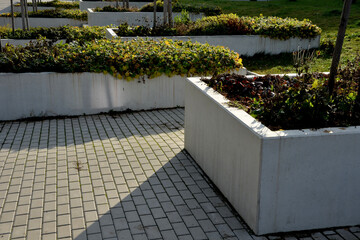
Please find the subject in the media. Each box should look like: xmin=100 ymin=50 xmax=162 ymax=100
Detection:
xmin=0 ymin=108 xmax=359 ymax=240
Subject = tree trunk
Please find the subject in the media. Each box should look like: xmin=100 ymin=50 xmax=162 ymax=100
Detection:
xmin=125 ymin=0 xmax=129 ymax=8
xmin=153 ymin=0 xmax=157 ymax=28
xmin=328 ymin=0 xmax=352 ymax=94
xmin=122 ymin=0 xmax=125 ymax=8
xmin=163 ymin=0 xmax=168 ymax=25
xmin=20 ymin=0 xmax=26 ymax=30
xmin=32 ymin=0 xmax=37 ymax=12
xmin=10 ymin=0 xmax=15 ymax=33
xmin=168 ymin=0 xmax=172 ymax=27
xmin=24 ymin=0 xmax=30 ymax=30
xmin=115 ymin=0 xmax=119 ymax=8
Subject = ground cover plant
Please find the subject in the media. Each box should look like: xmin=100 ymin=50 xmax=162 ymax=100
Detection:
xmin=14 ymin=0 xmax=79 ymax=9
xmin=93 ymin=2 xmax=222 ymax=16
xmin=0 ymin=26 xmax=107 ymax=43
xmin=0 ymin=9 xmax=87 ymax=20
xmin=0 ymin=39 xmax=242 ymax=79
xmin=114 ymin=13 xmax=321 ymax=40
xmin=177 ymin=0 xmax=360 ymax=74
xmin=203 ymin=55 xmax=360 ymax=130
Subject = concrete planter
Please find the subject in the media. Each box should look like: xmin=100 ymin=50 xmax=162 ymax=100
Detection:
xmin=185 ymin=77 xmax=360 ymax=235
xmin=0 ymin=17 xmax=86 ymax=28
xmin=0 ymin=39 xmax=65 ymax=47
xmin=13 ymin=6 xmax=55 ymax=12
xmin=106 ymin=28 xmax=320 ymax=56
xmin=79 ymin=1 xmax=149 ymax=11
xmin=0 ymin=70 xmax=244 ymax=120
xmin=87 ymin=9 xmax=203 ymax=27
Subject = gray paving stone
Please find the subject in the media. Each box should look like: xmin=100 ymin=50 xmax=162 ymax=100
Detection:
xmin=0 ymin=108 xmax=358 ymax=240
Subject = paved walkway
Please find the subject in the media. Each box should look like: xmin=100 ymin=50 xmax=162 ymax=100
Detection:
xmin=0 ymin=108 xmax=359 ymax=240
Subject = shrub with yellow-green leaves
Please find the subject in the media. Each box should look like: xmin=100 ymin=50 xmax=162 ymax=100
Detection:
xmin=115 ymin=14 xmax=321 ymax=40
xmin=0 ymin=9 xmax=87 ymax=21
xmin=0 ymin=25 xmax=106 ymax=43
xmin=0 ymin=39 xmax=243 ymax=80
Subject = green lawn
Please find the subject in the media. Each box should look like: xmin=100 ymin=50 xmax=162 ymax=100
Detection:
xmin=179 ymin=0 xmax=360 ymax=74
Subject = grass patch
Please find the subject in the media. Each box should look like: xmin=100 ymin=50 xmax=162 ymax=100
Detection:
xmin=178 ymin=0 xmax=360 ymax=74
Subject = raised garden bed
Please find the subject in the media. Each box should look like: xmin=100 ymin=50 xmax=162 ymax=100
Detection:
xmin=13 ymin=6 xmax=56 ymax=11
xmin=79 ymin=0 xmax=149 ymax=11
xmin=0 ymin=38 xmax=244 ymax=120
xmin=106 ymin=28 xmax=320 ymax=56
xmin=0 ymin=26 xmax=107 ymax=44
xmin=184 ymin=75 xmax=360 ymax=234
xmin=87 ymin=8 xmax=203 ymax=26
xmin=105 ymin=14 xmax=321 ymax=56
xmin=0 ymin=9 xmax=87 ymax=28
xmin=0 ymin=17 xmax=86 ymax=28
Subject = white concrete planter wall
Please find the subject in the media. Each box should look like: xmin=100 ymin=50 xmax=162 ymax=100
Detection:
xmin=106 ymin=28 xmax=320 ymax=56
xmin=79 ymin=1 xmax=149 ymax=11
xmin=13 ymin=6 xmax=55 ymax=12
xmin=87 ymin=9 xmax=203 ymax=27
xmin=0 ymin=17 xmax=86 ymax=28
xmin=0 ymin=73 xmax=185 ymax=120
xmin=0 ymin=39 xmax=65 ymax=47
xmin=184 ymin=77 xmax=360 ymax=235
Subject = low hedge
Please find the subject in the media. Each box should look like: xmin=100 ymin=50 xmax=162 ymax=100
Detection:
xmin=0 ymin=26 xmax=106 ymax=43
xmin=115 ymin=14 xmax=321 ymax=40
xmin=15 ymin=0 xmax=79 ymax=9
xmin=0 ymin=39 xmax=243 ymax=79
xmin=94 ymin=1 xmax=222 ymax=16
xmin=0 ymin=9 xmax=87 ymax=21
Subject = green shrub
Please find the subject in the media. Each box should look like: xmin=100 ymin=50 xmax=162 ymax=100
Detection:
xmin=0 ymin=9 xmax=87 ymax=21
xmin=0 ymin=26 xmax=107 ymax=43
xmin=94 ymin=6 xmax=138 ymax=12
xmin=94 ymin=0 xmax=222 ymax=16
xmin=187 ymin=14 xmax=249 ymax=35
xmin=139 ymin=1 xmax=222 ymax=16
xmin=0 ymin=39 xmax=243 ymax=80
xmin=17 ymin=0 xmax=80 ymax=9
xmin=115 ymin=14 xmax=321 ymax=40
xmin=241 ymin=14 xmax=321 ymax=40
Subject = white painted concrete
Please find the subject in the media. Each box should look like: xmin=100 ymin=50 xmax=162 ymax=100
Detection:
xmin=185 ymin=77 xmax=360 ymax=235
xmin=0 ymin=39 xmax=65 ymax=47
xmin=79 ymin=1 xmax=149 ymax=11
xmin=13 ymin=6 xmax=55 ymax=11
xmin=0 ymin=17 xmax=86 ymax=28
xmin=0 ymin=73 xmax=185 ymax=120
xmin=106 ymin=28 xmax=321 ymax=56
xmin=87 ymin=9 xmax=203 ymax=27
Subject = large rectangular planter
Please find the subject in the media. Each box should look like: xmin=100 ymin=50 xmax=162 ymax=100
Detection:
xmin=0 ymin=17 xmax=86 ymax=28
xmin=184 ymin=77 xmax=360 ymax=235
xmin=106 ymin=28 xmax=320 ymax=56
xmin=79 ymin=0 xmax=149 ymax=11
xmin=0 ymin=70 xmax=245 ymax=121
xmin=87 ymin=9 xmax=203 ymax=27
xmin=13 ymin=6 xmax=55 ymax=12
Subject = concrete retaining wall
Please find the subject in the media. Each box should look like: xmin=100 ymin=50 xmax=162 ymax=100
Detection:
xmin=0 ymin=73 xmax=186 ymax=120
xmin=185 ymin=77 xmax=360 ymax=234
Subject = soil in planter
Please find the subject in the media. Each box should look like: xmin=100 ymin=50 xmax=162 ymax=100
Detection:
xmin=202 ymin=55 xmax=360 ymax=131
